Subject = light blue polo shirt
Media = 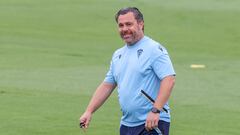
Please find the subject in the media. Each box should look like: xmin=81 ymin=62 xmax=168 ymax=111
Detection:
xmin=104 ymin=36 xmax=175 ymax=127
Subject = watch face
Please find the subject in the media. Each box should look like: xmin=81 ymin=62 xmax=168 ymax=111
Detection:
xmin=151 ymin=107 xmax=160 ymax=113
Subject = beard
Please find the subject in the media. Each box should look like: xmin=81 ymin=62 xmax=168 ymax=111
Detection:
xmin=120 ymin=30 xmax=138 ymax=45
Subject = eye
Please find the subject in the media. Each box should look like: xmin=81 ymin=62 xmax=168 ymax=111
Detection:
xmin=118 ymin=23 xmax=124 ymax=28
xmin=126 ymin=22 xmax=132 ymax=27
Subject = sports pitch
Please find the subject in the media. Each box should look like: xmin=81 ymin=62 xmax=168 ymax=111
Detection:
xmin=0 ymin=0 xmax=240 ymax=135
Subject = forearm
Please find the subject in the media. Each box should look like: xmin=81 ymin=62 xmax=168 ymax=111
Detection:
xmin=154 ymin=75 xmax=175 ymax=110
xmin=85 ymin=82 xmax=116 ymax=114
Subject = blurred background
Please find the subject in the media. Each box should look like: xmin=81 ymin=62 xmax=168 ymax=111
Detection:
xmin=0 ymin=0 xmax=239 ymax=134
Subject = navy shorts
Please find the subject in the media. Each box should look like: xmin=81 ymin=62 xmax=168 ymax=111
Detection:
xmin=120 ymin=120 xmax=170 ymax=135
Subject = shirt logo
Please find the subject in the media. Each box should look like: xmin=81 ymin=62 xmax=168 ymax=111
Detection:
xmin=137 ymin=49 xmax=143 ymax=58
xmin=158 ymin=46 xmax=163 ymax=52
xmin=118 ymin=54 xmax=122 ymax=59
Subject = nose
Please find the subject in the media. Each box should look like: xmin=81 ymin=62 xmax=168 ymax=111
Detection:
xmin=121 ymin=25 xmax=129 ymax=33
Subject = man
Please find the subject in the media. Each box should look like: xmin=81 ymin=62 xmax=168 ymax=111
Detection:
xmin=79 ymin=7 xmax=175 ymax=135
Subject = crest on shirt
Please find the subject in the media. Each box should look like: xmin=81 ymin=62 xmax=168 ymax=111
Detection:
xmin=137 ymin=49 xmax=143 ymax=58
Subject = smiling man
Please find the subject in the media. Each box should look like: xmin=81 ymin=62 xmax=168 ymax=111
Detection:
xmin=117 ymin=10 xmax=144 ymax=45
xmin=79 ymin=7 xmax=176 ymax=135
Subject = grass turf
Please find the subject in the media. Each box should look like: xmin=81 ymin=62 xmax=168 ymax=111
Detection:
xmin=0 ymin=0 xmax=240 ymax=135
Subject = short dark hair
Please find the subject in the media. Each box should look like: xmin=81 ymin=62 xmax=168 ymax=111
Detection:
xmin=115 ymin=7 xmax=144 ymax=23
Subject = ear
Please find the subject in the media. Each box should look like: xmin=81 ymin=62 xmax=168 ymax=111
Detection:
xmin=138 ymin=21 xmax=144 ymax=31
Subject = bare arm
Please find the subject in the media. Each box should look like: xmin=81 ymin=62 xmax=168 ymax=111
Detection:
xmin=79 ymin=82 xmax=116 ymax=129
xmin=145 ymin=75 xmax=175 ymax=131
xmin=154 ymin=75 xmax=175 ymax=110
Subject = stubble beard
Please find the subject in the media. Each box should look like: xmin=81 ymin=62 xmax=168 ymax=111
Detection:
xmin=121 ymin=30 xmax=141 ymax=45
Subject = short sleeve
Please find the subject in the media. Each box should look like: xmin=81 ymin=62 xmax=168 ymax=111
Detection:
xmin=104 ymin=59 xmax=116 ymax=84
xmin=151 ymin=46 xmax=176 ymax=80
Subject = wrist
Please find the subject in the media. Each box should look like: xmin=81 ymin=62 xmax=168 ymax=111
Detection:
xmin=153 ymin=104 xmax=167 ymax=112
xmin=86 ymin=109 xmax=94 ymax=114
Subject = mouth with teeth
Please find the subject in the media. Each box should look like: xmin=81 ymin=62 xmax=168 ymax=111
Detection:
xmin=121 ymin=31 xmax=133 ymax=40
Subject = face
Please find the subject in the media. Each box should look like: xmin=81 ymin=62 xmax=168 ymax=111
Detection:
xmin=117 ymin=12 xmax=144 ymax=45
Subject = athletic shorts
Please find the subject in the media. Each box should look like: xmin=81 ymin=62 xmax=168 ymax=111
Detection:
xmin=120 ymin=120 xmax=170 ymax=135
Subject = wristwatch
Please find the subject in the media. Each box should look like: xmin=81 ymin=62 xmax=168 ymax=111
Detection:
xmin=151 ymin=107 xmax=161 ymax=113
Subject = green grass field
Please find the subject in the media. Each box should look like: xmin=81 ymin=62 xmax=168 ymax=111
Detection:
xmin=0 ymin=0 xmax=240 ymax=135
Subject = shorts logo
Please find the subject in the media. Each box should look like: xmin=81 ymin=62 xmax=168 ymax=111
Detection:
xmin=137 ymin=49 xmax=143 ymax=58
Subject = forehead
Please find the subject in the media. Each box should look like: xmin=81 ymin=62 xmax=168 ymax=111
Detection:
xmin=118 ymin=12 xmax=136 ymax=23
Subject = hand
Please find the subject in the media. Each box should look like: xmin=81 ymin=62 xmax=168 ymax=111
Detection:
xmin=145 ymin=112 xmax=159 ymax=131
xmin=79 ymin=111 xmax=92 ymax=129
